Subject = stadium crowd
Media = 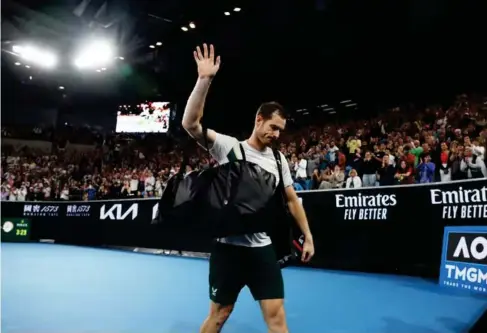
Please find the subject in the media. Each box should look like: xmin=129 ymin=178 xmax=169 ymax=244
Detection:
xmin=2 ymin=94 xmax=486 ymax=201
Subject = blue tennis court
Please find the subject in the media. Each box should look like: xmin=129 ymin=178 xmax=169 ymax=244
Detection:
xmin=2 ymin=243 xmax=486 ymax=333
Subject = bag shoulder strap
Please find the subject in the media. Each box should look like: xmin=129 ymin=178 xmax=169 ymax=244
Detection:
xmin=238 ymin=142 xmax=247 ymax=161
xmin=179 ymin=126 xmax=211 ymax=177
xmin=272 ymin=149 xmax=285 ymax=192
xmin=202 ymin=127 xmax=209 ymax=152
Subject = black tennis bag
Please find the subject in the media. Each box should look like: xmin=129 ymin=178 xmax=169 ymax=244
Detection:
xmin=153 ymin=134 xmax=302 ymax=266
xmin=155 ymin=143 xmax=282 ymax=237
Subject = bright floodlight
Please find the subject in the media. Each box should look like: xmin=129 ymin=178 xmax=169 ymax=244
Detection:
xmin=74 ymin=40 xmax=115 ymax=69
xmin=224 ymin=12 xmax=231 ymax=16
xmin=12 ymin=45 xmax=57 ymax=68
xmin=189 ymin=22 xmax=196 ymax=29
xmin=156 ymin=42 xmax=162 ymax=46
xmin=181 ymin=26 xmax=188 ymax=31
xmin=14 ymin=62 xmax=21 ymax=66
xmin=234 ymin=7 xmax=241 ymax=12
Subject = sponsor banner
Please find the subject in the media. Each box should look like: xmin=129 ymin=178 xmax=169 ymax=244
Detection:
xmin=439 ymin=226 xmax=487 ymax=295
xmin=66 ymin=204 xmax=92 ymax=217
xmin=22 ymin=204 xmax=60 ymax=217
xmin=296 ymin=179 xmax=486 ymax=272
xmin=299 ymin=178 xmax=486 ymax=223
xmin=1 ymin=201 xmax=159 ymax=222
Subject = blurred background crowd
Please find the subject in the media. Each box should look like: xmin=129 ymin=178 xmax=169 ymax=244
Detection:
xmin=2 ymin=93 xmax=486 ymax=202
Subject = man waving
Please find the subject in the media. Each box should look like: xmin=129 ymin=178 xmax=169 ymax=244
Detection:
xmin=182 ymin=43 xmax=315 ymax=333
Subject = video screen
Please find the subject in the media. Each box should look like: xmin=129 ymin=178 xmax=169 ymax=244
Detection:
xmin=116 ymin=102 xmax=171 ymax=133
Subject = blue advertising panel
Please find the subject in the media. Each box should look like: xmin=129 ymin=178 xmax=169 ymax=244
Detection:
xmin=439 ymin=226 xmax=487 ymax=295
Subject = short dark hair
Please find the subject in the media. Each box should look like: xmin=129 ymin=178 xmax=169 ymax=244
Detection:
xmin=256 ymin=101 xmax=286 ymax=120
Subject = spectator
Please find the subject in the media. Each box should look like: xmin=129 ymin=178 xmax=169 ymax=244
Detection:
xmin=361 ymin=151 xmax=377 ymax=187
xmin=294 ymin=154 xmax=308 ymax=189
xmin=395 ymin=160 xmax=414 ymax=185
xmin=460 ymin=147 xmax=487 ymax=178
xmin=438 ymin=142 xmax=452 ymax=182
xmin=417 ymin=154 xmax=436 ymax=183
xmin=377 ymin=155 xmax=396 ymax=186
xmin=319 ymin=165 xmax=345 ymax=189
xmin=345 ymin=169 xmax=362 ymax=188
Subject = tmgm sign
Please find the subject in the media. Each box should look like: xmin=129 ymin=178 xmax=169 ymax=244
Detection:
xmin=439 ymin=226 xmax=487 ymax=295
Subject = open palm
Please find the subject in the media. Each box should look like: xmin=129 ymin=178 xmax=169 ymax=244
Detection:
xmin=194 ymin=43 xmax=221 ymax=78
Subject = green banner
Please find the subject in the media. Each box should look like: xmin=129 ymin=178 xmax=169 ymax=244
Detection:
xmin=1 ymin=217 xmax=31 ymax=242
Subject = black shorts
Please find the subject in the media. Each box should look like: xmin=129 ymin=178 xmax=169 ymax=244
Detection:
xmin=209 ymin=242 xmax=284 ymax=305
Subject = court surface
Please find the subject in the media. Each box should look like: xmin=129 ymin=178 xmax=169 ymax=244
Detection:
xmin=2 ymin=243 xmax=486 ymax=333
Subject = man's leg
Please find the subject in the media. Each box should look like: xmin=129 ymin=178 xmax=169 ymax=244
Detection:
xmin=201 ymin=242 xmax=245 ymax=333
xmin=260 ymin=299 xmax=288 ymax=333
xmin=247 ymin=245 xmax=288 ymax=333
xmin=200 ymin=301 xmax=234 ymax=333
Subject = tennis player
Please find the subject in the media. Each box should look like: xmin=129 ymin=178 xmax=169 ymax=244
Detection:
xmin=182 ymin=43 xmax=315 ymax=333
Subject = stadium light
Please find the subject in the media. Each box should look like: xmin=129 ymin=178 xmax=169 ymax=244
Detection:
xmin=12 ymin=45 xmax=57 ymax=69
xmin=74 ymin=40 xmax=115 ymax=70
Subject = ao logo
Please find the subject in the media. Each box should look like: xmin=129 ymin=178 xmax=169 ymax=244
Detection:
xmin=2 ymin=221 xmax=14 ymax=233
xmin=454 ymin=236 xmax=487 ymax=260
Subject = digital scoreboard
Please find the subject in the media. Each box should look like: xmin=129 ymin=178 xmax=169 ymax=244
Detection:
xmin=1 ymin=218 xmax=31 ymax=242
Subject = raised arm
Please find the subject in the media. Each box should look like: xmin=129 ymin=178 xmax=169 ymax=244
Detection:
xmin=182 ymin=43 xmax=221 ymax=149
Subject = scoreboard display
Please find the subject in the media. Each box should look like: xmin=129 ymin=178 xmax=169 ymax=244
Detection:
xmin=1 ymin=218 xmax=31 ymax=242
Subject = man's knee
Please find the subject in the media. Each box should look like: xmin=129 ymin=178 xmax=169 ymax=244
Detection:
xmin=209 ymin=303 xmax=234 ymax=327
xmin=260 ymin=299 xmax=287 ymax=333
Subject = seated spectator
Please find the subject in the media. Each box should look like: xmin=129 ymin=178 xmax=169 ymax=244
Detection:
xmin=310 ymin=168 xmax=321 ymax=190
xmin=345 ymin=169 xmax=362 ymax=188
xmin=319 ymin=165 xmax=345 ymax=189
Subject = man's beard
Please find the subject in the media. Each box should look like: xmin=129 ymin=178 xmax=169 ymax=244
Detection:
xmin=265 ymin=137 xmax=279 ymax=148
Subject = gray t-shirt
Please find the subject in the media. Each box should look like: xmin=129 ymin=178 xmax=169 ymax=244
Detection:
xmin=209 ymin=132 xmax=294 ymax=247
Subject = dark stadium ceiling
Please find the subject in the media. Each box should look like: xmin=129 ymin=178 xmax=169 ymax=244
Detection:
xmin=2 ymin=0 xmax=487 ymax=109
